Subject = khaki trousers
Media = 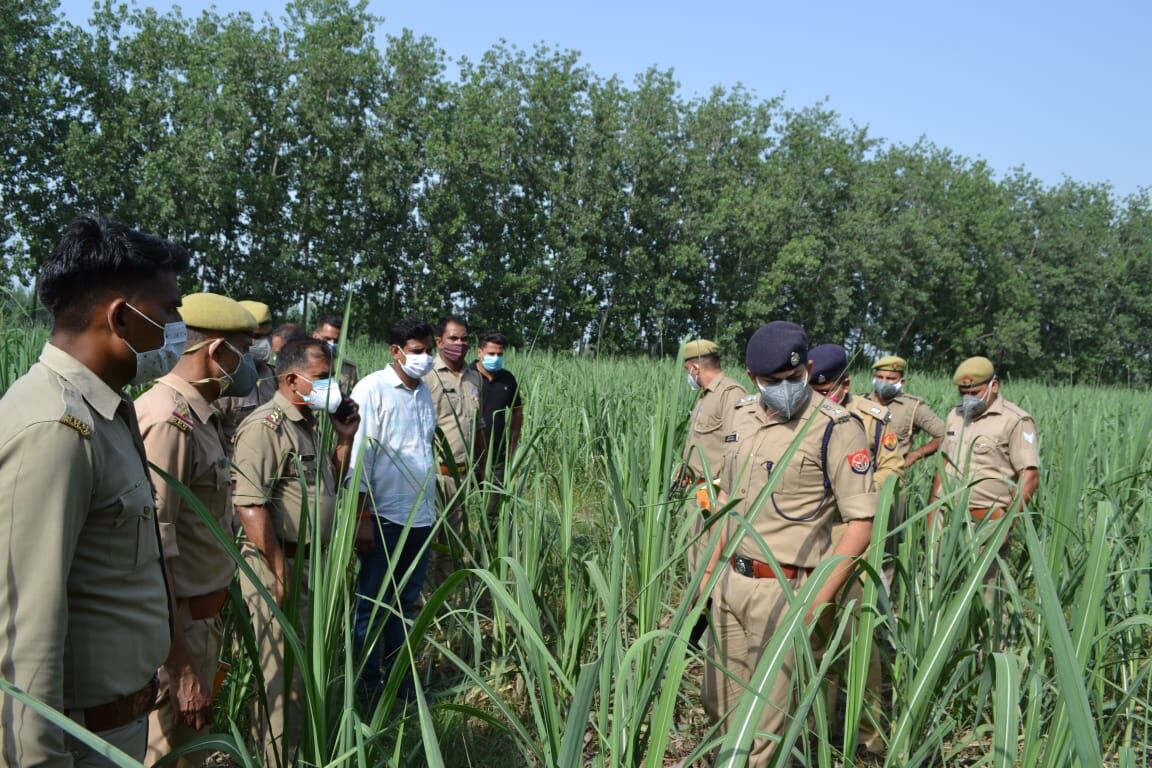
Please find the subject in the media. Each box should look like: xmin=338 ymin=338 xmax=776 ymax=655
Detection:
xmin=426 ymin=473 xmax=464 ymax=593
xmin=146 ymin=602 xmax=222 ymax=767
xmin=66 ymin=716 xmax=148 ymax=767
xmin=240 ymin=549 xmax=311 ymax=768
xmin=702 ymin=566 xmax=807 ymax=767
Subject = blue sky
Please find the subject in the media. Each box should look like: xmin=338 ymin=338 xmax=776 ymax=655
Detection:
xmin=56 ymin=0 xmax=1149 ymax=198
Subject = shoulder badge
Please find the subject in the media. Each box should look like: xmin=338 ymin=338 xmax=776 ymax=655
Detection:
xmin=735 ymin=394 xmax=759 ymax=408
xmin=848 ymin=449 xmax=872 ymax=474
xmin=819 ymin=400 xmax=851 ymax=423
xmin=263 ymin=406 xmax=286 ymax=431
xmin=167 ymin=398 xmax=194 ymax=433
xmin=882 ymin=432 xmax=899 ymax=451
xmin=58 ymin=381 xmax=94 ymax=438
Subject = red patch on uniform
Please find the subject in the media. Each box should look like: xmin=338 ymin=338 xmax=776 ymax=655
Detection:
xmin=848 ymin=449 xmax=872 ymax=474
xmin=882 ymin=432 xmax=898 ymax=451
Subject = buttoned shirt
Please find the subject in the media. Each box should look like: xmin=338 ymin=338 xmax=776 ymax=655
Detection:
xmin=682 ymin=371 xmax=748 ymax=482
xmin=0 ymin=344 xmax=170 ymax=765
xmin=843 ymin=393 xmax=904 ymax=489
xmin=941 ymin=395 xmax=1039 ymax=510
xmin=349 ymin=365 xmax=437 ymax=527
xmin=865 ymin=391 xmax=946 ymax=460
xmin=135 ymin=374 xmax=234 ymax=597
xmin=423 ymin=357 xmax=479 ymax=468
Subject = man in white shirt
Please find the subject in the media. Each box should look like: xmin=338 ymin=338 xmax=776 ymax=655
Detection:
xmin=348 ymin=317 xmax=438 ymax=705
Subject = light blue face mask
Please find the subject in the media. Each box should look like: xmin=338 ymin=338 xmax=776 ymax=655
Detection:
xmin=482 ymin=354 xmax=504 ymax=373
xmin=757 ymin=375 xmax=811 ymax=419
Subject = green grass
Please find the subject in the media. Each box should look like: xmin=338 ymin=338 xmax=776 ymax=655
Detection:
xmin=2 ymin=329 xmax=1151 ymax=767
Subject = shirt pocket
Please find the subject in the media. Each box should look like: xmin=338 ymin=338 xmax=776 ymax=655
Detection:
xmin=692 ymin=413 xmax=724 ymax=435
xmin=110 ymin=479 xmax=161 ymax=570
xmin=971 ymin=436 xmax=998 ymax=455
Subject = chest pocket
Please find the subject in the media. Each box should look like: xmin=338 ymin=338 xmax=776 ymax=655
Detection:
xmin=108 ymin=479 xmax=162 ymax=570
xmin=769 ymin=422 xmax=836 ymax=522
xmin=692 ymin=408 xmax=724 ymax=435
xmin=971 ymin=436 xmax=1005 ymax=457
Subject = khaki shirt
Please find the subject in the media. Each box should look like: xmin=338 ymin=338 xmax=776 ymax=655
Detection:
xmin=844 ymin=394 xmax=904 ymax=489
xmin=423 ymin=357 xmax=480 ymax=468
xmin=136 ymin=374 xmax=234 ymax=597
xmin=232 ymin=392 xmax=337 ymax=544
xmin=0 ymin=344 xmax=170 ymax=765
xmin=720 ymin=393 xmax=877 ymax=567
xmin=682 ymin=372 xmax=748 ymax=482
xmin=942 ymin=395 xmax=1039 ymax=510
xmin=865 ymin=391 xmax=946 ymax=460
xmin=215 ymin=361 xmax=278 ymax=456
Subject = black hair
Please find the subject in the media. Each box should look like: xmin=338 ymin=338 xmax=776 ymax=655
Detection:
xmin=389 ymin=316 xmax=435 ymax=347
xmin=477 ymin=330 xmax=509 ymax=349
xmin=314 ymin=315 xmax=343 ymax=332
xmin=271 ymin=323 xmax=308 ymax=345
xmin=436 ymin=315 xmax=470 ymax=337
xmin=275 ymin=338 xmax=332 ymax=377
xmin=38 ymin=215 xmax=191 ymax=331
xmin=692 ymin=352 xmax=721 ymax=368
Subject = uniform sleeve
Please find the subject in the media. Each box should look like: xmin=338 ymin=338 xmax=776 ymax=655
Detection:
xmin=913 ymin=401 xmax=947 ymax=440
xmin=1007 ymin=416 xmax=1040 ymax=472
xmin=0 ymin=423 xmax=91 ymax=766
xmin=873 ymin=420 xmax=905 ymax=488
xmin=826 ymin=417 xmax=878 ymax=523
xmin=232 ymin=421 xmax=283 ymax=506
xmin=137 ymin=409 xmax=192 ymax=559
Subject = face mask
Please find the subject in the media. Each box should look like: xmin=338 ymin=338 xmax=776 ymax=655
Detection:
xmin=326 ymin=340 xmax=339 ymax=354
xmin=297 ymin=376 xmax=342 ymax=413
xmin=687 ymin=372 xmax=700 ymax=391
xmin=400 ymin=351 xmax=435 ymax=379
xmin=187 ymin=340 xmax=257 ymax=397
xmin=482 ymin=354 xmax=504 ymax=373
xmin=440 ymin=342 xmax=468 ymax=364
xmin=250 ymin=337 xmax=272 ymax=362
xmin=119 ymin=303 xmax=187 ymax=385
xmin=757 ymin=375 xmax=811 ymax=419
xmin=960 ymin=392 xmax=990 ymax=421
xmin=873 ymin=379 xmax=902 ymax=400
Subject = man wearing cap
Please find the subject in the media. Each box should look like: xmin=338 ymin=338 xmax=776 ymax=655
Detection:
xmin=808 ymin=343 xmax=903 ymax=491
xmin=135 ymin=293 xmax=257 ymax=766
xmin=217 ymin=300 xmax=279 ymax=452
xmin=0 ymin=216 xmax=186 ymax=766
xmin=699 ymin=322 xmax=876 ymax=766
xmin=932 ymin=357 xmax=1039 ymax=522
xmin=865 ymin=355 xmax=945 ymax=470
xmin=232 ymin=339 xmax=360 ymax=766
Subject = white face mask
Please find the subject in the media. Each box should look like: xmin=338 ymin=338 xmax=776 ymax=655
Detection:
xmin=297 ymin=375 xmax=341 ymax=413
xmin=400 ymin=351 xmax=434 ymax=379
xmin=686 ymin=372 xmax=700 ymax=391
xmin=119 ymin=302 xmax=187 ymax=385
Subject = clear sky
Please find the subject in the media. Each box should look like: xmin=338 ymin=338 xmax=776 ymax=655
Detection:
xmin=56 ymin=0 xmax=1150 ymax=198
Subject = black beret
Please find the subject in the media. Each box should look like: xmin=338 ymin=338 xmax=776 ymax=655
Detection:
xmin=745 ymin=321 xmax=808 ymax=376
xmin=808 ymin=344 xmax=848 ymax=385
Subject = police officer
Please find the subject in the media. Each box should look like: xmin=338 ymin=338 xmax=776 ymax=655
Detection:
xmin=312 ymin=314 xmax=360 ymax=393
xmin=0 ymin=216 xmax=186 ymax=766
xmin=216 ymin=300 xmax=279 ymax=452
xmin=932 ymin=356 xmax=1040 ymax=521
xmin=808 ymin=344 xmax=902 ymax=491
xmin=135 ymin=293 xmax=257 ymax=766
xmin=865 ymin=355 xmax=945 ymax=470
xmin=700 ymin=322 xmax=876 ymax=767
xmin=231 ymin=339 xmax=359 ymax=766
xmin=423 ymin=315 xmax=481 ymax=590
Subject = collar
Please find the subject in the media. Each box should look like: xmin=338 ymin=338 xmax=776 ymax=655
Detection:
xmin=272 ymin=390 xmax=310 ymax=422
xmin=155 ymin=374 xmax=216 ymax=423
xmin=39 ymin=343 xmax=125 ymax=421
xmin=433 ymin=356 xmax=464 ymax=375
xmin=702 ymin=371 xmax=727 ymax=393
xmin=384 ymin=363 xmax=421 ymax=390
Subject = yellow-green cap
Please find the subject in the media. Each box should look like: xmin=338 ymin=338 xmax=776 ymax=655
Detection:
xmin=238 ymin=300 xmax=272 ymax=326
xmin=952 ymin=356 xmax=995 ymax=386
xmin=179 ymin=292 xmax=258 ymax=333
xmin=681 ymin=339 xmax=719 ymax=359
xmin=872 ymin=355 xmax=907 ymax=373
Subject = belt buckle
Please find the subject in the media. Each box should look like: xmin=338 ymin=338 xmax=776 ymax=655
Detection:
xmin=732 ymin=556 xmax=751 ymax=577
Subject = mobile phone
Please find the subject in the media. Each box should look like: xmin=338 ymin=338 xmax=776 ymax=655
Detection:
xmin=333 ymin=398 xmax=356 ymax=423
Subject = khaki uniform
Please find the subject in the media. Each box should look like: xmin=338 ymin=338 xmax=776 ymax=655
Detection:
xmin=844 ymin=394 xmax=902 ymax=492
xmin=0 ymin=344 xmax=171 ymax=766
xmin=681 ymin=372 xmax=748 ymax=573
xmin=865 ymin=391 xmax=946 ymax=464
xmin=215 ymin=361 xmax=278 ymax=455
xmin=135 ymin=374 xmax=234 ymax=767
xmin=704 ymin=393 xmax=875 ymax=767
xmin=423 ymin=358 xmax=481 ymax=588
xmin=231 ymin=392 xmax=337 ymax=766
xmin=941 ymin=395 xmax=1039 ymax=514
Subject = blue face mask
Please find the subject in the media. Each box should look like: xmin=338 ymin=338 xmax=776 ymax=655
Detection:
xmin=481 ymin=354 xmax=504 ymax=372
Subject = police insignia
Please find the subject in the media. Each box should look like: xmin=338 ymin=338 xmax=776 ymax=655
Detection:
xmin=263 ymin=407 xmax=285 ymax=430
xmin=724 ymin=433 xmax=738 ymax=443
xmin=789 ymin=351 xmax=800 ymax=366
xmin=848 ymin=449 xmax=871 ymax=474
xmin=882 ymin=432 xmax=898 ymax=451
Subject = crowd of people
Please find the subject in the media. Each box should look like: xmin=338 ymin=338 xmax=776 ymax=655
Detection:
xmin=0 ymin=215 xmax=1039 ymax=768
xmin=0 ymin=217 xmax=522 ymax=767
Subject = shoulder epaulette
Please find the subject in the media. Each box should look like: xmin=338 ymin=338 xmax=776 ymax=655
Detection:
xmin=262 ymin=406 xmax=286 ymax=431
xmin=735 ymin=394 xmax=759 ymax=408
xmin=1000 ymin=399 xmax=1034 ymax=421
xmin=58 ymin=380 xmax=94 ymax=438
xmin=167 ymin=398 xmax=194 ymax=433
xmin=818 ymin=400 xmax=852 ymax=423
xmin=865 ymin=403 xmax=892 ymax=423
